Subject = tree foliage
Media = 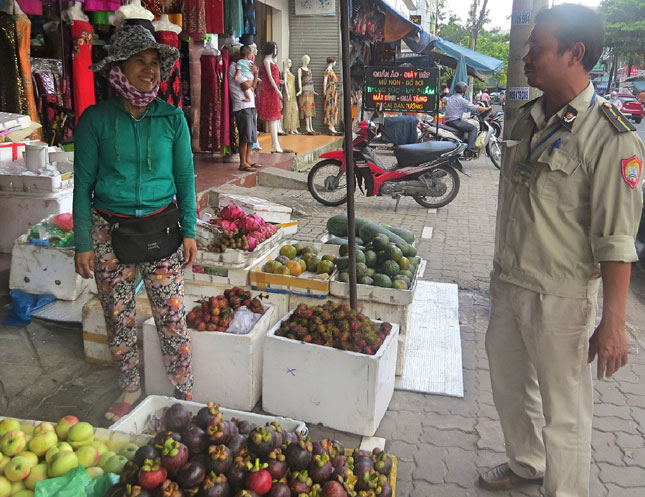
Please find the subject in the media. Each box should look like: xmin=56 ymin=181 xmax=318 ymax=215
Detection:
xmin=601 ymin=0 xmax=645 ymax=55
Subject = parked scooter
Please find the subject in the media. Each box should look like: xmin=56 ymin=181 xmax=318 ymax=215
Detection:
xmin=486 ymin=110 xmax=503 ymax=138
xmin=307 ymin=120 xmax=468 ymax=209
xmin=420 ymin=109 xmax=502 ymax=169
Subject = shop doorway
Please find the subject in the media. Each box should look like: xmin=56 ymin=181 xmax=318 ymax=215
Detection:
xmin=255 ymin=2 xmax=273 ymax=54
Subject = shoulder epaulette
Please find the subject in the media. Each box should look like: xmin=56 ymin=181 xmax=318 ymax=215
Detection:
xmin=600 ymin=102 xmax=636 ymax=133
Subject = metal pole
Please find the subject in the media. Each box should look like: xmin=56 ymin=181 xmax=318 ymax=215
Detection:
xmin=340 ymin=0 xmax=357 ymax=310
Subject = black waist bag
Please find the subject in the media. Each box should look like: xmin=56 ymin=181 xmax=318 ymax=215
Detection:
xmin=100 ymin=204 xmax=183 ymax=264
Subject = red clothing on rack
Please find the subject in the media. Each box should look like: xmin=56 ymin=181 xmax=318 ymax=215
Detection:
xmin=71 ymin=20 xmax=95 ymax=123
xmin=199 ymin=54 xmax=221 ymax=152
xmin=205 ymin=0 xmax=224 ymax=34
xmin=219 ymin=47 xmax=230 ymax=147
xmin=155 ymin=30 xmax=182 ymax=108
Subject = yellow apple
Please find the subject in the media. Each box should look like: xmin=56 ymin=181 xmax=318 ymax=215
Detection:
xmin=0 ymin=455 xmax=8 ymax=475
xmin=54 ymin=417 xmax=79 ymax=441
xmin=75 ymin=446 xmax=99 ymax=469
xmin=66 ymin=423 xmax=93 ymax=450
xmin=9 ymin=480 xmax=24 ymax=494
xmin=0 ymin=421 xmax=20 ymax=440
xmin=23 ymin=463 xmax=47 ymax=491
xmin=45 ymin=443 xmax=73 ymax=464
xmin=13 ymin=454 xmax=36 ymax=472
xmin=0 ymin=476 xmax=9 ymax=497
xmin=4 ymin=457 xmax=30 ymax=482
xmin=31 ymin=423 xmax=55 ymax=436
xmin=47 ymin=451 xmax=78 ymax=478
xmin=89 ymin=441 xmax=108 ymax=457
xmin=85 ymin=467 xmax=104 ymax=479
xmin=0 ymin=432 xmax=26 ymax=457
xmin=27 ymin=431 xmax=57 ymax=458
xmin=12 ymin=490 xmax=34 ymax=497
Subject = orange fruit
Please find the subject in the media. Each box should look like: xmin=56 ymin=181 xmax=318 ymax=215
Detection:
xmin=286 ymin=260 xmax=303 ymax=276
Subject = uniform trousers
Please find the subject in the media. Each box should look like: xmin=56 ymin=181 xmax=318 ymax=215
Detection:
xmin=485 ymin=275 xmax=597 ymax=497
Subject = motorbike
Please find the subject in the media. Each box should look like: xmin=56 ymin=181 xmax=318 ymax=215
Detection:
xmin=486 ymin=110 xmax=503 ymax=138
xmin=307 ymin=120 xmax=468 ymax=209
xmin=420 ymin=109 xmax=502 ymax=170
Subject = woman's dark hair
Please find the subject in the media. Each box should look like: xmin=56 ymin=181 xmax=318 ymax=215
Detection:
xmin=535 ymin=4 xmax=604 ymax=72
xmin=327 ymin=56 xmax=337 ymax=64
xmin=262 ymin=41 xmax=278 ymax=57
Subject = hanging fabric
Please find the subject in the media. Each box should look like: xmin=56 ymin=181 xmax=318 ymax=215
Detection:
xmin=241 ymin=0 xmax=255 ymax=36
xmin=83 ymin=0 xmax=121 ymax=11
xmin=205 ymin=0 xmax=224 ymax=34
xmin=15 ymin=13 xmax=42 ymax=139
xmin=143 ymin=0 xmax=182 ymax=16
xmin=224 ymin=0 xmax=242 ymax=37
xmin=71 ymin=19 xmax=96 ymax=123
xmin=199 ymin=53 xmax=221 ymax=152
xmin=0 ymin=13 xmax=27 ymax=115
xmin=183 ymin=0 xmax=206 ymax=40
xmin=155 ymin=30 xmax=182 ymax=107
xmin=219 ymin=47 xmax=230 ymax=147
xmin=16 ymin=0 xmax=41 ymax=15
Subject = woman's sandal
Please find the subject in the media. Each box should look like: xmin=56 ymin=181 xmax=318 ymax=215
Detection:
xmin=104 ymin=402 xmax=133 ymax=422
xmin=250 ymin=163 xmax=262 ymax=168
xmin=238 ymin=164 xmax=254 ymax=171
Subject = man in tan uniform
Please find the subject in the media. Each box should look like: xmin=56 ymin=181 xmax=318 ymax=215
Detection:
xmin=479 ymin=5 xmax=644 ymax=496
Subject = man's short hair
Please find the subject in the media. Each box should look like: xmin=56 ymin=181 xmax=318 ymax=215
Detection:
xmin=240 ymin=45 xmax=252 ymax=57
xmin=535 ymin=4 xmax=604 ymax=72
xmin=455 ymin=82 xmax=467 ymax=94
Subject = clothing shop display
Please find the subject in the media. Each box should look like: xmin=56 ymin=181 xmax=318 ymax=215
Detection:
xmin=205 ymin=0 xmax=224 ymax=34
xmin=199 ymin=53 xmax=222 ymax=151
xmin=219 ymin=47 xmax=230 ymax=148
xmin=91 ymin=11 xmax=113 ymax=25
xmin=0 ymin=13 xmax=27 ymax=115
xmin=71 ymin=19 xmax=96 ymax=123
xmin=242 ymin=0 xmax=255 ymax=36
xmin=224 ymin=0 xmax=243 ymax=39
xmin=282 ymin=68 xmax=299 ymax=132
xmin=183 ymin=0 xmax=206 ymax=40
xmin=323 ymin=66 xmax=339 ymax=127
xmin=84 ymin=0 xmax=121 ymax=11
xmin=16 ymin=0 xmax=41 ymax=15
xmin=299 ymin=68 xmax=316 ymax=119
xmin=142 ymin=0 xmax=182 ymax=16
xmin=155 ymin=30 xmax=182 ymax=107
xmin=258 ymin=61 xmax=281 ymax=121
xmin=15 ymin=13 xmax=41 ymax=139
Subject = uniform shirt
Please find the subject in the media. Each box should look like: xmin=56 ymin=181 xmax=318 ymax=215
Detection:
xmin=494 ymin=82 xmax=644 ymax=298
xmin=444 ymin=93 xmax=479 ymax=122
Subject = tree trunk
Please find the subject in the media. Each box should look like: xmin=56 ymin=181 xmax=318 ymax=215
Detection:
xmin=627 ymin=56 xmax=634 ymax=82
xmin=607 ymin=51 xmax=617 ymax=93
xmin=469 ymin=0 xmax=489 ymax=50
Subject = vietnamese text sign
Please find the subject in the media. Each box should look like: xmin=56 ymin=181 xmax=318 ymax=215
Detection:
xmin=364 ymin=66 xmax=439 ymax=112
xmin=508 ymin=87 xmax=530 ymax=101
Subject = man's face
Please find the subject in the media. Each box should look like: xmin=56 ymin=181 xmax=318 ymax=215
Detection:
xmin=523 ymin=22 xmax=571 ymax=92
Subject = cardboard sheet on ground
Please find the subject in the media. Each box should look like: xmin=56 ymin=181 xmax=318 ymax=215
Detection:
xmin=395 ymin=281 xmax=463 ymax=397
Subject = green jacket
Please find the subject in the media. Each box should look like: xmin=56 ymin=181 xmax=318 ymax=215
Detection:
xmin=73 ymin=97 xmax=196 ymax=253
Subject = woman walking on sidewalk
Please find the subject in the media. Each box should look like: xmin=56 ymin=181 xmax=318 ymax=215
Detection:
xmin=73 ymin=25 xmax=197 ymax=422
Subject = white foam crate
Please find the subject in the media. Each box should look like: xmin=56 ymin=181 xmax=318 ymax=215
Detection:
xmin=195 ymin=229 xmax=283 ymax=267
xmin=329 ymin=258 xmax=426 ymax=305
xmin=262 ymin=309 xmax=399 ymax=436
xmin=143 ymin=301 xmax=276 ymax=411
xmin=219 ymin=194 xmax=293 ymax=224
xmin=110 ymin=394 xmax=307 ymax=436
xmin=9 ymin=234 xmax=97 ymax=299
xmin=186 ymin=263 xmax=251 ymax=286
xmin=0 ymin=172 xmax=73 ymax=193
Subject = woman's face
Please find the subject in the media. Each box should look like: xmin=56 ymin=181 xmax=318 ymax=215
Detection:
xmin=121 ymin=49 xmax=160 ymax=92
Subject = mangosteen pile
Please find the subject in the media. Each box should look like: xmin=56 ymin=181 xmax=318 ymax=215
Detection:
xmin=106 ymin=402 xmax=394 ymax=497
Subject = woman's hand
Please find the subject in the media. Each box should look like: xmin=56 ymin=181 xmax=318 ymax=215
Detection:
xmin=182 ymin=237 xmax=197 ymax=268
xmin=75 ymin=251 xmax=94 ymax=279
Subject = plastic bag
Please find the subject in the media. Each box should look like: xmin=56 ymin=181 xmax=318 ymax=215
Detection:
xmin=2 ymin=290 xmax=56 ymax=326
xmin=35 ymin=466 xmax=90 ymax=497
xmin=84 ymin=472 xmax=120 ymax=497
xmin=226 ymin=306 xmax=261 ymax=335
xmin=475 ymin=131 xmax=486 ymax=149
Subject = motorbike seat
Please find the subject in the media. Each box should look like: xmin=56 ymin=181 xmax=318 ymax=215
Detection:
xmin=394 ymin=141 xmax=459 ymax=167
xmin=441 ymin=122 xmax=465 ymax=137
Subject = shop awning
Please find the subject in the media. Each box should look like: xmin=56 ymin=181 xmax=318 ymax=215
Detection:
xmin=433 ymin=37 xmax=504 ymax=75
xmin=396 ymin=53 xmax=487 ymax=80
xmin=375 ymin=0 xmax=423 ymax=42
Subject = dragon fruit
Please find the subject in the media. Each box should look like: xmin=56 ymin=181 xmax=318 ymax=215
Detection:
xmin=213 ymin=219 xmax=234 ymax=232
xmin=247 ymin=236 xmax=258 ymax=251
xmin=240 ymin=215 xmax=261 ymax=235
xmin=219 ymin=204 xmax=246 ymax=221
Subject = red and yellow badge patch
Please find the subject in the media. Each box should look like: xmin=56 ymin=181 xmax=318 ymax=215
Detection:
xmin=621 ymin=155 xmax=642 ymax=189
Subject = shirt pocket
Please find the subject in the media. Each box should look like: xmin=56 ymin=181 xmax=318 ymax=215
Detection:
xmin=534 ymin=147 xmax=586 ymax=206
xmin=500 ymin=140 xmax=521 ymax=179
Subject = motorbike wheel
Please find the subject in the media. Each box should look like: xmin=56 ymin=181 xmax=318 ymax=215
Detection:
xmin=413 ymin=165 xmax=460 ymax=209
xmin=490 ymin=121 xmax=502 ymax=138
xmin=487 ymin=140 xmax=502 ymax=170
xmin=307 ymin=159 xmax=348 ymax=206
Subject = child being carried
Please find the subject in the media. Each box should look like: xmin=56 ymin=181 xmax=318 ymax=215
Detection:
xmin=235 ymin=45 xmax=255 ymax=102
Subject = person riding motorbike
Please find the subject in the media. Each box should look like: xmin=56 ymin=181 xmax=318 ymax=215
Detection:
xmin=608 ymin=90 xmax=623 ymax=110
xmin=444 ymin=81 xmax=491 ymax=153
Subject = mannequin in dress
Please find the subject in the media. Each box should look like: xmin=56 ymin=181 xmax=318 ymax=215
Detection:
xmin=63 ymin=1 xmax=89 ymax=22
xmin=200 ymin=36 xmax=220 ymax=56
xmin=153 ymin=13 xmax=182 ymax=34
xmin=297 ymin=54 xmax=318 ymax=134
xmin=114 ymin=0 xmax=154 ymax=27
xmin=258 ymin=41 xmax=285 ymax=153
xmin=323 ymin=56 xmax=340 ymax=135
xmin=282 ymin=59 xmax=299 ymax=134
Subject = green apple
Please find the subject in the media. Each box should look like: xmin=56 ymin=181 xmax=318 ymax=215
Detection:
xmin=23 ymin=463 xmax=46 ymax=491
xmin=117 ymin=443 xmax=139 ymax=462
xmin=12 ymin=490 xmax=34 ymax=497
xmin=102 ymin=454 xmax=127 ymax=475
xmin=0 ymin=421 xmax=20 ymax=440
xmin=45 ymin=443 xmax=73 ymax=465
xmin=0 ymin=476 xmax=9 ymax=497
xmin=4 ymin=457 xmax=30 ymax=482
xmin=31 ymin=423 xmax=54 ymax=436
xmin=27 ymin=431 xmax=57 ymax=458
xmin=54 ymin=417 xmax=78 ymax=441
xmin=97 ymin=451 xmax=115 ymax=469
xmin=47 ymin=451 xmax=78 ymax=478
xmin=66 ymin=423 xmax=93 ymax=450
xmin=0 ymin=432 xmax=26 ymax=458
xmin=85 ymin=467 xmax=104 ymax=480
xmin=9 ymin=480 xmax=24 ymax=494
xmin=89 ymin=441 xmax=108 ymax=457
xmin=0 ymin=455 xmax=8 ymax=475
xmin=75 ymin=446 xmax=99 ymax=468
xmin=13 ymin=454 xmax=36 ymax=472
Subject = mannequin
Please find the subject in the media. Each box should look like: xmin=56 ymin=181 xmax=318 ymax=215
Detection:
xmin=297 ymin=54 xmax=318 ymax=134
xmin=323 ymin=56 xmax=340 ymax=135
xmin=257 ymin=41 xmax=284 ymax=152
xmin=153 ymin=13 xmax=182 ymax=34
xmin=200 ymin=36 xmax=220 ymax=56
xmin=282 ymin=59 xmax=300 ymax=134
xmin=0 ymin=0 xmax=23 ymax=14
xmin=67 ymin=0 xmax=95 ymax=122
xmin=63 ymin=1 xmax=89 ymax=22
xmin=115 ymin=0 xmax=155 ymax=24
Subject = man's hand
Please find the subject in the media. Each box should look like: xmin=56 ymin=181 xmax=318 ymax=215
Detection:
xmin=74 ymin=251 xmax=94 ymax=279
xmin=182 ymin=237 xmax=197 ymax=268
xmin=588 ymin=319 xmax=628 ymax=379
xmin=250 ymin=63 xmax=259 ymax=77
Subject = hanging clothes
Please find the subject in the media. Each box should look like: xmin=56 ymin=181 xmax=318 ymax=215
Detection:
xmin=299 ymin=68 xmax=316 ymax=119
xmin=241 ymin=0 xmax=255 ymax=36
xmin=224 ymin=0 xmax=243 ymax=37
xmin=143 ymin=0 xmax=183 ymax=16
xmin=0 ymin=13 xmax=26 ymax=115
xmin=16 ymin=0 xmax=42 ymax=15
xmin=183 ymin=0 xmax=206 ymax=40
xmin=155 ymin=30 xmax=182 ymax=108
xmin=15 ymin=13 xmax=42 ymax=139
xmin=258 ymin=61 xmax=281 ymax=121
xmin=282 ymin=69 xmax=299 ymax=132
xmin=323 ymin=66 xmax=339 ymax=127
xmin=205 ymin=0 xmax=224 ymax=34
xmin=83 ymin=0 xmax=121 ymax=11
xmin=71 ymin=19 xmax=96 ymax=123
xmin=219 ymin=47 xmax=230 ymax=147
xmin=199 ymin=54 xmax=221 ymax=152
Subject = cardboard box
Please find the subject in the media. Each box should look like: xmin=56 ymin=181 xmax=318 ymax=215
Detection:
xmin=262 ymin=310 xmax=399 ymax=436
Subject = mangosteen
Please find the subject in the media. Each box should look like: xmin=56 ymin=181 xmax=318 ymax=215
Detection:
xmin=246 ymin=426 xmax=274 ymax=458
xmin=207 ymin=421 xmax=233 ymax=446
xmin=190 ymin=453 xmax=210 ymax=468
xmin=226 ymin=454 xmax=250 ymax=490
xmin=233 ymin=418 xmax=256 ymax=436
xmin=225 ymin=420 xmax=239 ymax=438
xmin=284 ymin=433 xmax=313 ymax=471
xmin=234 ymin=491 xmax=258 ymax=497
xmin=321 ymin=480 xmax=348 ymax=497
xmin=227 ymin=434 xmax=247 ymax=457
xmin=134 ymin=445 xmax=160 ymax=467
xmin=160 ymin=439 xmax=190 ymax=475
xmin=119 ymin=461 xmax=140 ymax=484
xmin=176 ymin=460 xmax=206 ymax=489
xmin=351 ymin=449 xmax=372 ymax=467
xmin=311 ymin=439 xmax=331 ymax=456
xmin=124 ymin=485 xmax=153 ymax=497
xmin=287 ymin=470 xmax=312 ymax=496
xmin=197 ymin=473 xmax=230 ymax=497
xmin=195 ymin=402 xmax=223 ymax=430
xmin=333 ymin=465 xmax=350 ymax=480
xmin=282 ymin=431 xmax=298 ymax=446
xmin=308 ymin=453 xmax=333 ymax=484
xmin=355 ymin=469 xmax=380 ymax=492
xmin=164 ymin=403 xmax=191 ymax=432
xmin=105 ymin=483 xmax=126 ymax=497
xmin=184 ymin=424 xmax=209 ymax=455
xmin=265 ymin=448 xmax=287 ymax=480
xmin=155 ymin=479 xmax=184 ymax=497
xmin=208 ymin=444 xmax=233 ymax=474
xmin=330 ymin=454 xmax=346 ymax=469
xmin=265 ymin=422 xmax=283 ymax=449
xmin=153 ymin=430 xmax=183 ymax=447
xmin=371 ymin=448 xmax=392 ymax=476
xmin=265 ymin=481 xmax=290 ymax=497
xmin=375 ymin=480 xmax=393 ymax=497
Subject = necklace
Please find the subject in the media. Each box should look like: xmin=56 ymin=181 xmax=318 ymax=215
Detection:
xmin=130 ymin=108 xmax=148 ymax=122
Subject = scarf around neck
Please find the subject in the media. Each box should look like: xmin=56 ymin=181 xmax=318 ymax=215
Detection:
xmin=109 ymin=65 xmax=159 ymax=108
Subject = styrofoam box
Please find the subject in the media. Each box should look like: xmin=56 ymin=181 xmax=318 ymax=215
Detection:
xmin=82 ymin=294 xmax=152 ymax=365
xmin=143 ymin=302 xmax=276 ymax=411
xmin=110 ymin=394 xmax=307 ymax=436
xmin=9 ymin=234 xmax=98 ymax=300
xmin=262 ymin=309 xmax=399 ymax=436
xmin=195 ymin=229 xmax=284 ymax=267
xmin=219 ymin=194 xmax=293 ymax=224
xmin=0 ymin=186 xmax=73 ymax=253
xmin=0 ymin=171 xmax=73 ymax=193
xmin=187 ymin=263 xmax=251 ymax=286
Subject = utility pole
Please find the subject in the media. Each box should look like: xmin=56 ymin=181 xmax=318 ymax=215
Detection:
xmin=504 ymin=0 xmax=549 ymax=139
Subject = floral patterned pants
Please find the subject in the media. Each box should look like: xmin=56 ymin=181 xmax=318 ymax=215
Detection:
xmin=91 ymin=211 xmax=193 ymax=400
